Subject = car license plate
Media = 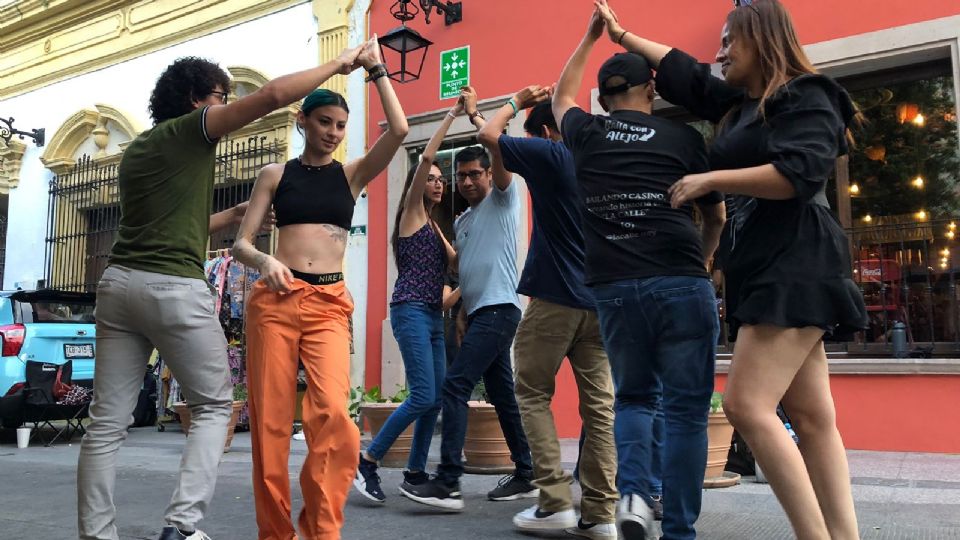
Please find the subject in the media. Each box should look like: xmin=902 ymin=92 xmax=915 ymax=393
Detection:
xmin=64 ymin=343 xmax=94 ymax=359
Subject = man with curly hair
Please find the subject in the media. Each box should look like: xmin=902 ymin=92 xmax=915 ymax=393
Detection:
xmin=78 ymin=45 xmax=368 ymax=540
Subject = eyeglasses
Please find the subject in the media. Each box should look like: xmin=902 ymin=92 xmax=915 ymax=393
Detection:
xmin=427 ymin=174 xmax=446 ymax=184
xmin=733 ymin=0 xmax=759 ymax=13
xmin=209 ymin=91 xmax=229 ymax=104
xmin=455 ymin=169 xmax=486 ymax=182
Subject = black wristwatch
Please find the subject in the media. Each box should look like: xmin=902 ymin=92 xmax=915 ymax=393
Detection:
xmin=365 ymin=63 xmax=388 ymax=83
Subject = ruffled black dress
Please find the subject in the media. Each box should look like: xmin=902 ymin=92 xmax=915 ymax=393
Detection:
xmin=656 ymin=48 xmax=868 ymax=341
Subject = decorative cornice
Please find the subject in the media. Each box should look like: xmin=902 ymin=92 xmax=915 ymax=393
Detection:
xmin=40 ymin=104 xmax=141 ymax=175
xmin=0 ymin=138 xmax=27 ymax=194
xmin=0 ymin=0 xmax=306 ymax=99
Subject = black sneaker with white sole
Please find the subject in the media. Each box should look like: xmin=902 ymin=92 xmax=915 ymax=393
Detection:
xmin=400 ymin=469 xmax=429 ymax=493
xmin=487 ymin=473 xmax=539 ymax=501
xmin=398 ymin=477 xmax=464 ymax=510
xmin=353 ymin=453 xmax=386 ymax=503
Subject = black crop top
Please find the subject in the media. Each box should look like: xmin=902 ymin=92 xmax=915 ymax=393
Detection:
xmin=273 ymin=158 xmax=356 ymax=230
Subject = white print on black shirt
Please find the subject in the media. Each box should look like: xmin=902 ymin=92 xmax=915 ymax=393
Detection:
xmin=586 ymin=192 xmax=665 ymax=240
xmin=603 ymin=119 xmax=656 ymax=144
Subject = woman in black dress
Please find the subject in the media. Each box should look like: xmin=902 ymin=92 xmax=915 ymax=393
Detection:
xmin=592 ymin=1 xmax=867 ymax=538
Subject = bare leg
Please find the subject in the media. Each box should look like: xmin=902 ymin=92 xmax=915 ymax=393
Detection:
xmin=782 ymin=341 xmax=860 ymax=540
xmin=724 ymin=325 xmax=830 ymax=540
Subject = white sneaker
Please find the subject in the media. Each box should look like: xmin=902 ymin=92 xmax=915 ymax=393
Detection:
xmin=513 ymin=505 xmax=576 ymax=530
xmin=616 ymin=494 xmax=655 ymax=539
xmin=565 ymin=518 xmax=618 ymax=540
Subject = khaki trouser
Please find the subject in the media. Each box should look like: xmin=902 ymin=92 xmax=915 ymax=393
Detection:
xmin=513 ymin=298 xmax=618 ymax=523
xmin=246 ymin=279 xmax=359 ymax=540
xmin=78 ymin=265 xmax=233 ymax=540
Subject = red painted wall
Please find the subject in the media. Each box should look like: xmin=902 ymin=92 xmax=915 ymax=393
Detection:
xmin=365 ymin=0 xmax=960 ymax=446
xmin=715 ymin=374 xmax=960 ymax=453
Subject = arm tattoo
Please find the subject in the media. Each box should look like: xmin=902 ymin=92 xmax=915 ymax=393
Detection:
xmin=322 ymin=224 xmax=349 ymax=244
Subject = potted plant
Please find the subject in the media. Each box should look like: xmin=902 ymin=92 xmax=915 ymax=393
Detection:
xmin=463 ymin=380 xmax=513 ymax=474
xmin=703 ymin=391 xmax=740 ymax=488
xmin=172 ymin=387 xmax=245 ymax=453
xmin=358 ymin=385 xmax=412 ymax=468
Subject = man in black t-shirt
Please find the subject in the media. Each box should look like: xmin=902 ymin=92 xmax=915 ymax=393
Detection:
xmin=553 ymin=11 xmax=725 ymax=540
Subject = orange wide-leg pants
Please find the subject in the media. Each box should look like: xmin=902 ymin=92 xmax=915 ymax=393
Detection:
xmin=246 ymin=279 xmax=359 ymax=540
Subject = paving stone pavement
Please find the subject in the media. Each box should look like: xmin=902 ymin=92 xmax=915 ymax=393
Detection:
xmin=0 ymin=427 xmax=957 ymax=539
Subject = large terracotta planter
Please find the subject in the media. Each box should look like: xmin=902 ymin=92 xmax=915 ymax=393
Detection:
xmin=463 ymin=401 xmax=513 ymax=474
xmin=361 ymin=402 xmax=413 ymax=468
xmin=173 ymin=401 xmax=244 ymax=453
xmin=704 ymin=410 xmax=739 ymax=488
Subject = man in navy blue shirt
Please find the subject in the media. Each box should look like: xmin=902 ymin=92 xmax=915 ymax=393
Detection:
xmin=477 ymin=90 xmax=618 ymax=539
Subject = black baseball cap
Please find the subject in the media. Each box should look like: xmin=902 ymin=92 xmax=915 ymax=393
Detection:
xmin=598 ymin=52 xmax=653 ymax=96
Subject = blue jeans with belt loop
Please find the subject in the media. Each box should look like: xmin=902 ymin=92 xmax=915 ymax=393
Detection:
xmin=592 ymin=276 xmax=718 ymax=540
xmin=367 ymin=301 xmax=446 ymax=472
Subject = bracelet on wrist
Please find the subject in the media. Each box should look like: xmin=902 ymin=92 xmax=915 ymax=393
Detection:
xmin=446 ymin=111 xmax=457 ymax=119
xmin=468 ymin=110 xmax=485 ymax=123
xmin=507 ymin=99 xmax=519 ymax=118
xmin=364 ymin=63 xmax=388 ymax=83
xmin=617 ymin=30 xmax=630 ymax=46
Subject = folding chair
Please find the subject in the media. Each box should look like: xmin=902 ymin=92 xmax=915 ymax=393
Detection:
xmin=0 ymin=361 xmax=90 ymax=446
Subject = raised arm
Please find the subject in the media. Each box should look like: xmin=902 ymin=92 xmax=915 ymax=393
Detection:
xmin=554 ymin=6 xmax=605 ymax=128
xmin=344 ymin=36 xmax=410 ymax=196
xmin=460 ymin=86 xmax=509 ymax=191
xmin=596 ymin=0 xmax=741 ymax=122
xmin=477 ymin=85 xmax=549 ymax=190
xmin=232 ymin=164 xmax=294 ymax=293
xmin=594 ymin=0 xmax=671 ymax=68
xmin=205 ymin=44 xmax=364 ymax=140
xmin=401 ymin=100 xmax=462 ymax=235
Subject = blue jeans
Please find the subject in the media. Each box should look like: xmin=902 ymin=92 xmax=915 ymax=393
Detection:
xmin=437 ymin=304 xmax=532 ymax=484
xmin=367 ymin=302 xmax=446 ymax=472
xmin=575 ymin=397 xmax=663 ymax=496
xmin=593 ymin=276 xmax=718 ymax=540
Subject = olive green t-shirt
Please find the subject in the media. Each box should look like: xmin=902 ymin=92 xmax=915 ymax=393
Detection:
xmin=109 ymin=107 xmax=216 ymax=279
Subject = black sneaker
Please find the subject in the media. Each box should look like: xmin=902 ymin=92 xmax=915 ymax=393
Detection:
xmin=487 ymin=474 xmax=539 ymax=501
xmin=398 ymin=476 xmax=464 ymax=510
xmin=651 ymin=495 xmax=663 ymax=521
xmin=353 ymin=453 xmax=386 ymax=503
xmin=157 ymin=526 xmax=212 ymax=540
xmin=400 ymin=469 xmax=429 ymax=492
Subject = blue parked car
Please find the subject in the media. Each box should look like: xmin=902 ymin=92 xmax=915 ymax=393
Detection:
xmin=0 ymin=290 xmax=96 ymax=409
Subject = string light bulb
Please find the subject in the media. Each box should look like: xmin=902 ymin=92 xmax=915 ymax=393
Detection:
xmin=915 ymin=210 xmax=927 ymax=221
xmin=849 ymin=183 xmax=860 ymax=195
xmin=862 ymin=214 xmax=873 ymax=223
xmin=941 ymin=248 xmax=950 ymax=257
xmin=913 ymin=113 xmax=925 ymax=127
xmin=948 ymin=230 xmax=956 ymax=240
xmin=912 ymin=176 xmax=925 ymax=188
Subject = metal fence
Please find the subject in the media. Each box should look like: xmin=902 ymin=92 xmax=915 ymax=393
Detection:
xmin=44 ymin=136 xmax=282 ymax=292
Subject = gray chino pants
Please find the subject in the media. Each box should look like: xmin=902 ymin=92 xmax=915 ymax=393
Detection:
xmin=77 ymin=265 xmax=233 ymax=540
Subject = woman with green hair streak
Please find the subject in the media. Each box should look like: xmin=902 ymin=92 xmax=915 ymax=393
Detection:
xmin=233 ymin=36 xmax=408 ymax=540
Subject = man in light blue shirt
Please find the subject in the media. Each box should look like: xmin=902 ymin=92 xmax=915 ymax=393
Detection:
xmin=401 ymin=138 xmax=535 ymax=509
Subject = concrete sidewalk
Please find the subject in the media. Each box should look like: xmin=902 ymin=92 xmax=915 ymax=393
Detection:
xmin=0 ymin=426 xmax=957 ymax=539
